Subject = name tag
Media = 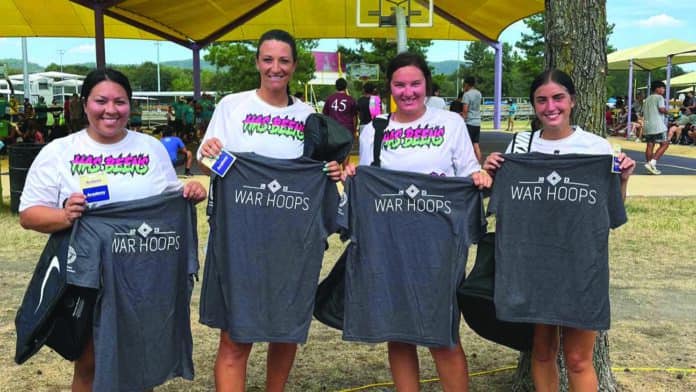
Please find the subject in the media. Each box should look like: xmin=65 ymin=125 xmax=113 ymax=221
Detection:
xmin=201 ymin=150 xmax=236 ymax=177
xmin=80 ymin=173 xmax=111 ymax=203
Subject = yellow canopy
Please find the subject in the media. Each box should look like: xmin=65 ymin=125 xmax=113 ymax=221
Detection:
xmin=1 ymin=0 xmax=544 ymax=46
xmin=607 ymin=39 xmax=696 ymax=71
xmin=665 ymin=71 xmax=696 ymax=88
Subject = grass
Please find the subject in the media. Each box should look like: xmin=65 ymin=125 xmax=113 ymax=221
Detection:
xmin=0 ymin=196 xmax=694 ymax=391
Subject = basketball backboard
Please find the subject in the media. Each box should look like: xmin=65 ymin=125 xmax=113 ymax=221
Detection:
xmin=356 ymin=0 xmax=433 ymax=28
xmin=346 ymin=63 xmax=381 ymax=81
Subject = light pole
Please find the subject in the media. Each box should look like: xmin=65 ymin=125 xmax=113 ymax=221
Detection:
xmin=58 ymin=49 xmax=66 ymax=99
xmin=155 ymin=42 xmax=161 ymax=92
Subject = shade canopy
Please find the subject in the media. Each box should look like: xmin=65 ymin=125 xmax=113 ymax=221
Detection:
xmin=607 ymin=39 xmax=696 ymax=71
xmin=2 ymin=0 xmax=543 ymax=47
xmin=665 ymin=71 xmax=696 ymax=88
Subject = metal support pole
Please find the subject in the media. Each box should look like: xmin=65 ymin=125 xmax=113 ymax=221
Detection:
xmin=395 ymin=6 xmax=407 ymax=54
xmin=626 ymin=58 xmax=633 ymax=139
xmin=156 ymin=42 xmax=161 ymax=92
xmin=22 ymin=38 xmax=30 ymax=102
xmin=192 ymin=44 xmax=201 ymax=99
xmin=94 ymin=5 xmax=106 ymax=69
xmin=493 ymin=41 xmax=502 ymax=129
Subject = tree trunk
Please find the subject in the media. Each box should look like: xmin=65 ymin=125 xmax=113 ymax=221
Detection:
xmin=512 ymin=2 xmax=618 ymax=390
xmin=512 ymin=331 xmax=617 ymax=392
xmin=544 ymin=0 xmax=608 ymax=136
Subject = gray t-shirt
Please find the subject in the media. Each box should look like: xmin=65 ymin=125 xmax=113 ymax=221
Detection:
xmin=339 ymin=165 xmax=485 ymax=347
xmin=199 ymin=152 xmax=338 ymax=343
xmin=488 ymin=153 xmax=626 ymax=330
xmin=462 ymin=88 xmax=482 ymax=126
xmin=643 ymin=93 xmax=667 ymax=134
xmin=69 ymin=192 xmax=198 ymax=392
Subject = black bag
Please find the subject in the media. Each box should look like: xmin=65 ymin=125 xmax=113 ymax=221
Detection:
xmin=15 ymin=229 xmax=97 ymax=364
xmin=303 ymin=113 xmax=354 ymax=163
xmin=313 ymin=244 xmax=351 ymax=330
xmin=457 ymin=232 xmax=534 ymax=351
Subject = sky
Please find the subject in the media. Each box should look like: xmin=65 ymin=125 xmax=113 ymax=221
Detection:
xmin=0 ymin=1 xmax=694 ymax=71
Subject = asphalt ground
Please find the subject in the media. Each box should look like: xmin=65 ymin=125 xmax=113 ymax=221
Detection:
xmin=478 ymin=131 xmax=696 ymax=176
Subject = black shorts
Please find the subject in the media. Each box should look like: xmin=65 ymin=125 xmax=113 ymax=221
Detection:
xmin=172 ymin=157 xmax=186 ymax=167
xmin=467 ymin=124 xmax=481 ymax=143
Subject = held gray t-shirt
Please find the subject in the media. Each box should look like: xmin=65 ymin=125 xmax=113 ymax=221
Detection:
xmin=68 ymin=192 xmax=198 ymax=392
xmin=339 ymin=165 xmax=485 ymax=347
xmin=488 ymin=153 xmax=626 ymax=330
xmin=199 ymin=152 xmax=339 ymax=343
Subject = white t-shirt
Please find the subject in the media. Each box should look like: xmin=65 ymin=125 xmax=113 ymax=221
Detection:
xmin=425 ymin=96 xmax=448 ymax=110
xmin=358 ymin=106 xmax=481 ymax=177
xmin=19 ymin=130 xmax=181 ymax=211
xmin=198 ymin=89 xmax=315 ymax=160
xmin=505 ymin=126 xmax=613 ymax=155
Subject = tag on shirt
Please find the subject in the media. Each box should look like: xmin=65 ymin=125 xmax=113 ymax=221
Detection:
xmin=80 ymin=173 xmax=111 ymax=203
xmin=611 ymin=145 xmax=621 ymax=174
xmin=201 ymin=149 xmax=237 ymax=177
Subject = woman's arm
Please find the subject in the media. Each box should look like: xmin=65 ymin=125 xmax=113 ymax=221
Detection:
xmin=19 ymin=193 xmax=86 ymax=233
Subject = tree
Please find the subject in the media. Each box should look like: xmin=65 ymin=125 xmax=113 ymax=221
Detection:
xmin=511 ymin=2 xmax=618 ymax=391
xmin=515 ymin=13 xmax=546 ymax=87
xmin=461 ymin=41 xmax=495 ymax=95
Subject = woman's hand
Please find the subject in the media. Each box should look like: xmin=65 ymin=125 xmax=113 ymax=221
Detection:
xmin=618 ymin=152 xmax=635 ymax=182
xmin=341 ymin=162 xmax=357 ymax=182
xmin=472 ymin=170 xmax=493 ymax=189
xmin=63 ymin=193 xmax=87 ymax=225
xmin=482 ymin=152 xmax=505 ymax=177
xmin=199 ymin=137 xmax=223 ymax=158
xmin=323 ymin=161 xmax=342 ymax=182
xmin=183 ymin=181 xmax=207 ymax=203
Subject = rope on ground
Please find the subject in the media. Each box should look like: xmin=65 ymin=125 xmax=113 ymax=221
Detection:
xmin=337 ymin=365 xmax=695 ymax=392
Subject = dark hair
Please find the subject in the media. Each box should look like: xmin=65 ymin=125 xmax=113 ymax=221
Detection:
xmin=431 ymin=83 xmax=440 ymax=95
xmin=363 ymin=82 xmax=374 ymax=94
xmin=386 ymin=52 xmax=432 ymax=96
xmin=80 ymin=68 xmax=132 ymax=101
xmin=528 ymin=69 xmax=576 ymax=104
xmin=256 ymin=29 xmax=297 ymax=62
xmin=335 ymin=78 xmax=347 ymax=91
xmin=650 ymin=80 xmax=666 ymax=92
xmin=464 ymin=76 xmax=476 ymax=86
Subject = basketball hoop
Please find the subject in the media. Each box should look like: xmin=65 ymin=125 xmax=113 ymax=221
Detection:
xmin=356 ymin=0 xmax=433 ymax=28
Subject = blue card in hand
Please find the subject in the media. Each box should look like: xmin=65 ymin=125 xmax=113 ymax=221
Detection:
xmin=210 ymin=150 xmax=236 ymax=177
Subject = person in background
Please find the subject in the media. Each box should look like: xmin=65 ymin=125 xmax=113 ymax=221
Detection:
xmin=484 ymin=69 xmax=635 ymax=392
xmin=356 ymin=82 xmax=375 ymax=134
xmin=343 ymin=52 xmax=491 ymax=392
xmin=462 ymin=76 xmax=483 ymax=162
xmin=35 ymin=96 xmax=48 ymax=132
xmin=161 ymin=128 xmax=193 ymax=176
xmin=23 ymin=98 xmax=35 ymax=120
xmin=323 ymin=77 xmax=358 ymax=141
xmin=449 ymin=91 xmax=464 ymax=116
xmin=197 ymin=29 xmax=342 ymax=392
xmin=506 ymin=99 xmax=517 ymax=132
xmin=642 ymin=81 xmax=669 ymax=175
xmin=425 ymin=83 xmax=448 ymax=110
xmin=69 ymin=93 xmax=84 ymax=133
xmin=20 ymin=119 xmax=44 ymax=144
xmin=18 ymin=67 xmax=206 ymax=392
xmin=368 ymin=84 xmax=382 ymax=119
